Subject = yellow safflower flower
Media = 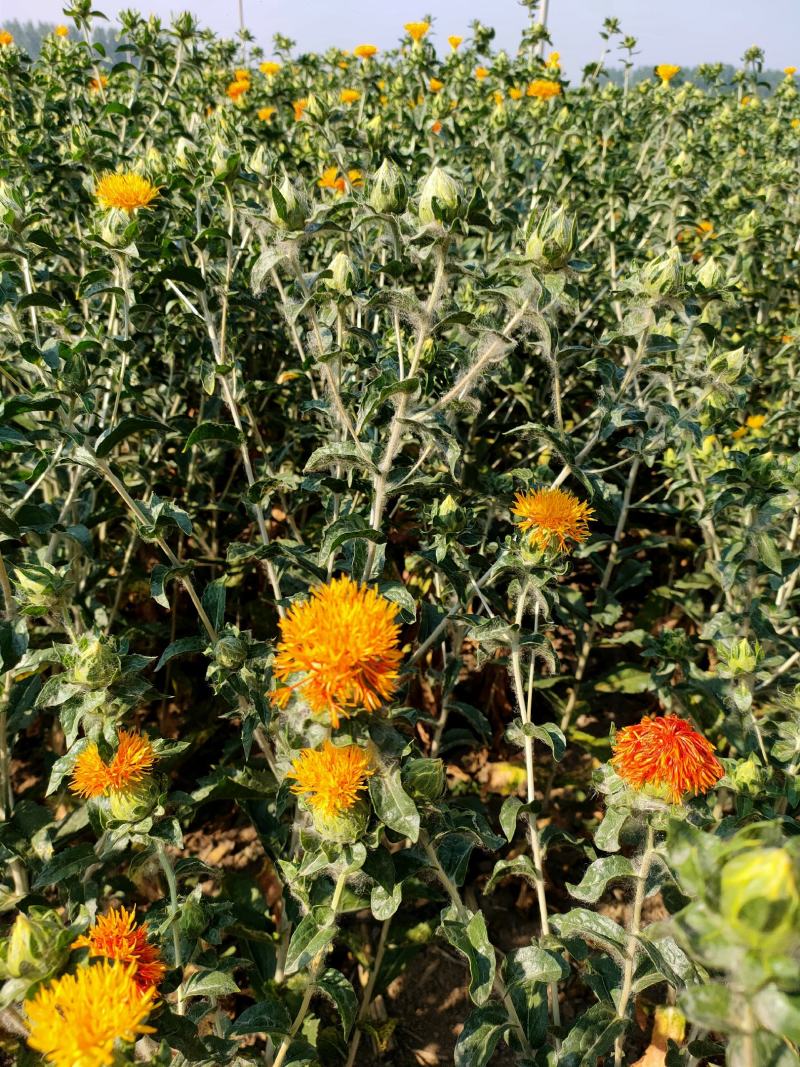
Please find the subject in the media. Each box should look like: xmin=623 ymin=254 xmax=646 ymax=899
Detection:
xmin=526 ymin=78 xmax=561 ymax=100
xmin=94 ymin=173 xmax=159 ymax=213
xmin=293 ymin=97 xmax=308 ymax=120
xmin=354 ymin=43 xmax=378 ymax=60
xmin=288 ymin=741 xmax=373 ymax=819
xmin=546 ymin=51 xmax=560 ymax=69
xmin=746 ymin=414 xmax=766 ymax=430
xmin=340 ymin=87 xmax=361 ymax=104
xmin=405 ymin=21 xmax=430 ymax=44
xmin=509 ymin=86 xmax=523 ymax=100
xmin=55 ymin=25 xmax=69 ymax=37
xmin=0 ymin=30 xmax=13 ymax=46
xmin=258 ymin=106 xmax=276 ymax=121
xmin=448 ymin=35 xmax=463 ymax=50
xmin=656 ymin=64 xmax=680 ymax=85
xmin=260 ymin=60 xmax=281 ymax=76
xmin=475 ymin=66 xmax=489 ymax=79
xmin=785 ymin=66 xmax=797 ymax=76
xmin=429 ymin=77 xmax=443 ymax=92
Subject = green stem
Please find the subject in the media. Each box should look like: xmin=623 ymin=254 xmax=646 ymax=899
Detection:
xmin=614 ymin=822 xmax=656 ymax=1066
xmin=157 ymin=844 xmax=184 ymax=1015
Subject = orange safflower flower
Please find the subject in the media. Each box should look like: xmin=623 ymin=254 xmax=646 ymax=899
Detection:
xmin=405 ymin=21 xmax=430 ymax=44
xmin=475 ymin=66 xmax=489 ymax=80
xmin=70 ymin=731 xmax=156 ymax=798
xmin=512 ymin=487 xmax=593 ymax=554
xmin=25 ymin=961 xmax=155 ymax=1067
xmin=429 ymin=77 xmax=443 ymax=92
xmin=0 ymin=30 xmax=14 ymax=46
xmin=226 ymin=78 xmax=249 ymax=101
xmin=611 ymin=715 xmax=724 ymax=803
xmin=73 ymin=907 xmax=165 ymax=993
xmin=287 ymin=740 xmax=373 ymax=818
xmin=293 ymin=97 xmax=308 ymax=120
xmin=354 ymin=43 xmax=378 ymax=60
xmin=258 ymin=106 xmax=276 ymax=122
xmin=656 ymin=64 xmax=680 ymax=85
xmin=527 ymin=78 xmax=561 ymax=100
xmin=696 ymin=219 xmax=715 ymax=237
xmin=273 ymin=576 xmax=402 ymax=726
xmin=431 ymin=119 xmax=442 ymax=134
xmin=319 ymin=166 xmax=347 ymax=193
xmin=89 ymin=74 xmax=108 ymax=91
xmin=94 ymin=173 xmax=158 ymax=213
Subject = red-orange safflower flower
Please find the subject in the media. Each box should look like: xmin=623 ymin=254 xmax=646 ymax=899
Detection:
xmin=611 ymin=714 xmax=724 ymax=803
xmin=70 ymin=731 xmax=156 ymax=798
xmin=72 ymin=907 xmax=165 ymax=992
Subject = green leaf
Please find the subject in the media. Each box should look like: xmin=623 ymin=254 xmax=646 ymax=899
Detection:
xmin=752 ymin=986 xmax=800 ymax=1044
xmin=230 ymin=998 xmax=291 ymax=1037
xmin=566 ymin=856 xmax=635 ymax=903
xmin=593 ymin=806 xmax=630 ymax=853
xmin=550 ymin=908 xmax=628 ymax=957
xmin=557 ymin=1002 xmax=628 ymax=1066
xmin=95 ymin=416 xmax=167 ymax=457
xmin=17 ymin=292 xmax=62 ymax=311
xmin=369 ymin=765 xmax=420 ymax=842
xmin=155 ymin=636 xmax=205 ymax=671
xmin=454 ymin=1003 xmax=509 ymax=1067
xmin=317 ymin=969 xmax=358 ymax=1038
xmin=440 ymin=906 xmax=496 ymax=1006
xmin=484 ymin=856 xmax=540 ymax=895
xmin=681 ymin=983 xmax=736 ymax=1032
xmin=756 ymin=531 xmax=783 ymax=575
xmin=33 ymin=843 xmax=97 ymax=888
xmin=184 ymin=421 xmax=244 ymax=451
xmin=504 ymin=945 xmax=569 ymax=986
xmin=499 ymin=795 xmax=523 ymax=842
xmin=182 ymin=969 xmax=240 ymax=998
xmin=285 ymin=906 xmax=336 ymax=975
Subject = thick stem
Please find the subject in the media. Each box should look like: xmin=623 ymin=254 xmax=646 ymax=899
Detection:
xmin=157 ymin=844 xmax=185 ymax=1015
xmin=614 ymin=823 xmax=656 ymax=1066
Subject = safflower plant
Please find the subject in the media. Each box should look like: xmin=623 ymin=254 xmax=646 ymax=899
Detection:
xmin=1 ymin=3 xmax=800 ymax=1065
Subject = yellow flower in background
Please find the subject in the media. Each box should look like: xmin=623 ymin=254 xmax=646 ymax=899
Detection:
xmin=338 ymin=60 xmax=348 ymax=70
xmin=493 ymin=90 xmax=504 ymax=106
xmin=90 ymin=74 xmax=108 ymax=91
xmin=258 ymin=106 xmax=276 ymax=122
xmin=226 ymin=78 xmax=249 ymax=101
xmin=25 ymin=961 xmax=156 ymax=1067
xmin=273 ymin=576 xmax=402 ymax=727
xmin=792 ymin=118 xmax=800 ymax=128
xmin=354 ymin=43 xmax=378 ymax=60
xmin=293 ymin=97 xmax=308 ymax=120
xmin=448 ymin=35 xmax=463 ymax=50
xmin=527 ymin=78 xmax=561 ymax=100
xmin=405 ymin=21 xmax=430 ymax=44
xmin=785 ymin=66 xmax=797 ymax=76
xmin=509 ymin=86 xmax=523 ymax=100
xmin=260 ymin=60 xmax=281 ymax=76
xmin=0 ymin=30 xmax=13 ymax=46
xmin=347 ymin=168 xmax=364 ymax=187
xmin=94 ymin=174 xmax=159 ymax=214
xmin=288 ymin=741 xmax=373 ymax=818
xmin=429 ymin=77 xmax=443 ymax=92
xmin=234 ymin=68 xmax=250 ymax=82
xmin=319 ymin=166 xmax=346 ymax=192
xmin=731 ymin=426 xmax=748 ymax=440
xmin=746 ymin=414 xmax=766 ymax=429
xmin=696 ymin=219 xmax=715 ymax=237
xmin=546 ymin=51 xmax=561 ymax=69
xmin=512 ymin=487 xmax=594 ymax=554
xmin=475 ymin=66 xmax=489 ymax=79
xmin=340 ymin=87 xmax=361 ymax=104
xmin=55 ymin=25 xmax=69 ymax=37
xmin=656 ymin=64 xmax=680 ymax=85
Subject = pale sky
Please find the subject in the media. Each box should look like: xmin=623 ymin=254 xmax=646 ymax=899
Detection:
xmin=4 ymin=0 xmax=799 ymax=74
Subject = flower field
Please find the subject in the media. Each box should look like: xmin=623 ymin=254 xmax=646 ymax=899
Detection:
xmin=1 ymin=6 xmax=800 ymax=1065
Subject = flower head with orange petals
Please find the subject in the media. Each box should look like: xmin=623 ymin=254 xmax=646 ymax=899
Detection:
xmin=611 ymin=714 xmax=724 ymax=803
xmin=95 ymin=173 xmax=158 ymax=213
xmin=25 ymin=960 xmax=155 ymax=1067
xmin=293 ymin=97 xmax=308 ymax=121
xmin=258 ymin=106 xmax=276 ymax=122
xmin=70 ymin=731 xmax=156 ymax=799
xmin=274 ymin=576 xmax=402 ymax=726
xmin=288 ymin=741 xmax=373 ymax=818
xmin=405 ymin=21 xmax=430 ymax=44
xmin=0 ymin=30 xmax=14 ymax=46
xmin=89 ymin=74 xmax=108 ymax=91
xmin=73 ymin=907 xmax=165 ymax=993
xmin=512 ymin=487 xmax=593 ymax=554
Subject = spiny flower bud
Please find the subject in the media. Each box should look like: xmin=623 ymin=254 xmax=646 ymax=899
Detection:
xmin=525 ymin=203 xmax=577 ymax=269
xmin=2 ymin=909 xmax=70 ymax=982
xmin=368 ymin=158 xmax=407 ymax=214
xmin=269 ymin=174 xmax=309 ymax=231
xmin=312 ymin=798 xmax=369 ymax=843
xmin=13 ymin=561 xmax=74 ymax=617
xmin=401 ymin=757 xmax=446 ymax=801
xmin=325 ymin=250 xmax=357 ymax=294
xmin=720 ymin=847 xmax=800 ymax=950
xmin=70 ymin=634 xmax=121 ymax=689
xmin=641 ymin=247 xmax=685 ymax=297
xmin=213 ymin=634 xmax=248 ymax=670
xmin=107 ymin=775 xmax=159 ymax=823
xmin=418 ymin=166 xmax=462 ymax=226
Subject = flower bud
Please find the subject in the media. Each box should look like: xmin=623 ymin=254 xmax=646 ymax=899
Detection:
xmin=2 ymin=909 xmax=70 ymax=982
xmin=107 ymin=775 xmax=159 ymax=823
xmin=401 ymin=757 xmax=446 ymax=801
xmin=641 ymin=247 xmax=685 ymax=297
xmin=525 ymin=203 xmax=577 ymax=269
xmin=70 ymin=634 xmax=121 ymax=689
xmin=368 ymin=158 xmax=407 ymax=214
xmin=269 ymin=174 xmax=309 ymax=231
xmin=720 ymin=847 xmax=800 ymax=950
xmin=312 ymin=798 xmax=369 ymax=843
xmin=325 ymin=250 xmax=357 ymax=294
xmin=214 ymin=634 xmax=248 ymax=670
xmin=13 ymin=562 xmax=74 ymax=617
xmin=418 ymin=166 xmax=462 ymax=226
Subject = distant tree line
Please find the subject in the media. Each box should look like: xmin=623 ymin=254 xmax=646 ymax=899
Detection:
xmin=3 ymin=20 xmax=119 ymax=58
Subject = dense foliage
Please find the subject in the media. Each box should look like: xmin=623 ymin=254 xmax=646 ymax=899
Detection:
xmin=1 ymin=6 xmax=800 ymax=1065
